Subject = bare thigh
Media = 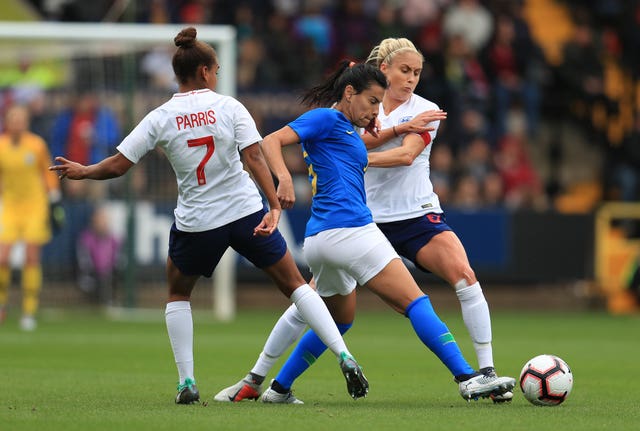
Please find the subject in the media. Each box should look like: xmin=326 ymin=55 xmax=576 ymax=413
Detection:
xmin=363 ymin=258 xmax=424 ymax=314
xmin=416 ymin=231 xmax=476 ymax=286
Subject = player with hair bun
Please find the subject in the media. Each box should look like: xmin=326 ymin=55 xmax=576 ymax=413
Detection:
xmin=50 ymin=26 xmax=366 ymax=404
xmin=214 ymin=56 xmax=515 ymax=404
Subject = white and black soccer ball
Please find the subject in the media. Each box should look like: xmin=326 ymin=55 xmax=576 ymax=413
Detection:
xmin=519 ymin=354 xmax=573 ymax=406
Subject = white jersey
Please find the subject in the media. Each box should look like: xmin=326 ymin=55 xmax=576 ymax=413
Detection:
xmin=365 ymin=93 xmax=442 ymax=223
xmin=117 ymin=89 xmax=264 ymax=232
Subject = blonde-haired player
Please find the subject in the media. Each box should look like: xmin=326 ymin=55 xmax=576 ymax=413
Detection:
xmin=0 ymin=104 xmax=62 ymax=331
xmin=364 ymin=37 xmax=513 ymax=402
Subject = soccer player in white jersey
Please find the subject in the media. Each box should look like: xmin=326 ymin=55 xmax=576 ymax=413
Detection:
xmin=214 ymin=39 xmax=516 ymax=404
xmin=214 ymin=59 xmax=515 ymax=404
xmin=49 ymin=26 xmax=367 ymax=404
xmin=364 ymin=37 xmax=514 ymax=402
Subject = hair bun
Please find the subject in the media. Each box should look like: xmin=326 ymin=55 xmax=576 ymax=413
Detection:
xmin=174 ymin=27 xmax=197 ymax=48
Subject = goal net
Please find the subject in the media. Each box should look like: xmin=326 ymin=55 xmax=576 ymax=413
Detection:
xmin=0 ymin=22 xmax=238 ymax=319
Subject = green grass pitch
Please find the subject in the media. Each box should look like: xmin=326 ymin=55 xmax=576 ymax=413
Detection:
xmin=1 ymin=307 xmax=639 ymax=431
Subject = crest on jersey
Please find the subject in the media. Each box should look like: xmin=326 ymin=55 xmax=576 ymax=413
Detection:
xmin=400 ymin=116 xmax=412 ymax=123
xmin=426 ymin=213 xmax=442 ymax=224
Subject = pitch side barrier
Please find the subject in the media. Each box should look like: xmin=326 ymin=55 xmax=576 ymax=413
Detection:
xmin=38 ymin=201 xmax=594 ymax=284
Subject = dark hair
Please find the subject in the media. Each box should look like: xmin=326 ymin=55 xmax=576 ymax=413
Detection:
xmin=301 ymin=60 xmax=388 ymax=107
xmin=172 ymin=27 xmax=218 ymax=85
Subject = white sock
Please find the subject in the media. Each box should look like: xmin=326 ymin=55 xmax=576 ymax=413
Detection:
xmin=290 ymin=284 xmax=349 ymax=359
xmin=165 ymin=301 xmax=194 ymax=384
xmin=251 ymin=304 xmax=307 ymax=377
xmin=455 ymin=280 xmax=494 ymax=370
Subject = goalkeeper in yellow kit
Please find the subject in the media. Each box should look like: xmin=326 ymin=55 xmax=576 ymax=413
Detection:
xmin=0 ymin=104 xmax=63 ymax=330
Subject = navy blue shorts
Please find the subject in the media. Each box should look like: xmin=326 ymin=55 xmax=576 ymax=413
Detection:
xmin=168 ymin=209 xmax=287 ymax=277
xmin=376 ymin=213 xmax=452 ymax=273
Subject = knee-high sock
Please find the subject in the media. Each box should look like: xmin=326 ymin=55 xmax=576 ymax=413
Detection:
xmin=0 ymin=266 xmax=10 ymax=306
xmin=275 ymin=322 xmax=352 ymax=390
xmin=251 ymin=304 xmax=307 ymax=378
xmin=289 ymin=284 xmax=349 ymax=359
xmin=406 ymin=295 xmax=475 ymax=377
xmin=165 ymin=301 xmax=194 ymax=385
xmin=22 ymin=265 xmax=42 ymax=316
xmin=455 ymin=280 xmax=494 ymax=369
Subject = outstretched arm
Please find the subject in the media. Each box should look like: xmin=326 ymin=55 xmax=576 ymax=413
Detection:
xmin=49 ymin=152 xmax=134 ymax=180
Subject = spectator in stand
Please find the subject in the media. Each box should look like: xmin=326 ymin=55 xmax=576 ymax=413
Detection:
xmin=330 ymin=0 xmax=377 ymax=63
xmin=451 ymin=172 xmax=483 ymax=210
xmin=493 ymin=129 xmax=545 ymax=210
xmin=292 ymin=0 xmax=334 ymax=59
xmin=460 ymin=136 xmax=493 ymax=183
xmin=557 ymin=17 xmax=605 ymax=134
xmin=261 ymin=10 xmax=307 ymax=89
xmin=50 ymin=90 xmax=121 ymax=200
xmin=141 ymin=45 xmax=179 ymax=92
xmin=374 ymin=2 xmax=405 ymax=42
xmin=430 ymin=143 xmax=455 ymax=206
xmin=237 ymin=37 xmax=271 ymax=91
xmin=480 ymin=13 xmax=543 ymax=142
xmin=442 ymin=33 xmax=491 ymax=148
xmin=399 ymin=0 xmax=443 ymax=32
xmin=604 ymin=111 xmax=640 ymax=202
xmin=443 ymin=0 xmax=494 ymax=54
xmin=482 ymin=170 xmax=505 ymax=209
xmin=76 ymin=206 xmax=123 ymax=306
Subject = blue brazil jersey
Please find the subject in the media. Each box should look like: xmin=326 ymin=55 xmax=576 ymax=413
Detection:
xmin=288 ymin=108 xmax=373 ymax=237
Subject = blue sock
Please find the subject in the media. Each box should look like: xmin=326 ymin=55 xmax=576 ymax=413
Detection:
xmin=274 ymin=322 xmax=352 ymax=390
xmin=406 ymin=295 xmax=475 ymax=377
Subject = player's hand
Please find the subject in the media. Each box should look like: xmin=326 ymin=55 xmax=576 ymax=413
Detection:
xmin=403 ymin=110 xmax=447 ymax=135
xmin=365 ymin=117 xmax=381 ymax=138
xmin=49 ymin=201 xmax=66 ymax=234
xmin=254 ymin=208 xmax=281 ymax=236
xmin=48 ymin=190 xmax=65 ymax=235
xmin=276 ymin=178 xmax=295 ymax=210
xmin=49 ymin=156 xmax=87 ymax=180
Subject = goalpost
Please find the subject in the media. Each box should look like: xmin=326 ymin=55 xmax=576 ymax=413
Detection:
xmin=0 ymin=22 xmax=239 ymax=320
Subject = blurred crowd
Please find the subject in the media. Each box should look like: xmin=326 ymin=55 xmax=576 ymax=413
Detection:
xmin=5 ymin=0 xmax=640 ymax=212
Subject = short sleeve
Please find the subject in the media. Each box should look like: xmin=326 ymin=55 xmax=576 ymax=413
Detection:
xmin=288 ymin=109 xmax=335 ymax=143
xmin=232 ymin=100 xmax=262 ymax=151
xmin=116 ymin=111 xmax=158 ymax=163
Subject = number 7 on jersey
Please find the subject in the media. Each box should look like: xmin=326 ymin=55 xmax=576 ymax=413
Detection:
xmin=187 ymin=136 xmax=215 ymax=185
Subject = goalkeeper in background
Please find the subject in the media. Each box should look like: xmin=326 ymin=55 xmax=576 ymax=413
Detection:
xmin=0 ymin=104 xmax=64 ymax=331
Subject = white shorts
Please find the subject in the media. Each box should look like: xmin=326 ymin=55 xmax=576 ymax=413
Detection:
xmin=303 ymin=223 xmax=400 ymax=297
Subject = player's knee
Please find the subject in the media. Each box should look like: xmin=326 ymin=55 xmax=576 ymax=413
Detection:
xmin=451 ymin=268 xmax=476 ymax=289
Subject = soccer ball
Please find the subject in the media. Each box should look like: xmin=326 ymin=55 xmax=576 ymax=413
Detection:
xmin=519 ymin=354 xmax=573 ymax=406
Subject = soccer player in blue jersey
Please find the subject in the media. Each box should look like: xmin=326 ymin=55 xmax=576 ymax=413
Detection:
xmin=214 ymin=59 xmax=515 ymax=404
xmin=49 ymin=27 xmax=366 ymax=405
